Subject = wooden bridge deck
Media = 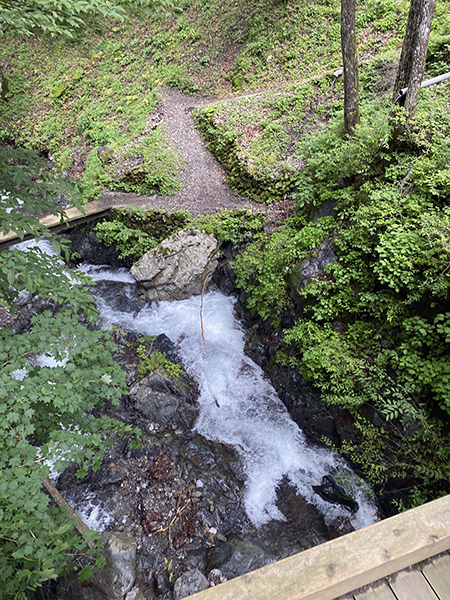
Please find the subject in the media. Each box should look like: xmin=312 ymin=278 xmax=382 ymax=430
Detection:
xmin=0 ymin=192 xmax=161 ymax=249
xmin=186 ymin=495 xmax=450 ymax=600
xmin=342 ymin=551 xmax=450 ymax=600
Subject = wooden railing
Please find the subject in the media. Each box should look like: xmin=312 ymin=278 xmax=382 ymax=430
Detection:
xmin=188 ymin=494 xmax=450 ymax=600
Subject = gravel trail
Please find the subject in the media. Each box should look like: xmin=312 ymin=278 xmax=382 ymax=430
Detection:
xmin=101 ymin=87 xmax=266 ymax=216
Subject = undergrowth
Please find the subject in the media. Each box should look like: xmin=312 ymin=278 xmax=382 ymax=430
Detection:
xmin=233 ymin=83 xmax=450 ymax=510
xmin=95 ymin=207 xmax=266 ymax=260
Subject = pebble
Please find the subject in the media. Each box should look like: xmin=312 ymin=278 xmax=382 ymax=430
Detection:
xmin=196 ymin=479 xmax=204 ymax=488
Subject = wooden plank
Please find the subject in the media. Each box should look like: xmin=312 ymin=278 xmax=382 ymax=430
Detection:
xmin=185 ymin=495 xmax=450 ymax=600
xmin=422 ymin=552 xmax=450 ymax=599
xmin=353 ymin=581 xmax=397 ymax=600
xmin=0 ymin=193 xmax=147 ymax=249
xmin=389 ymin=569 xmax=438 ymax=600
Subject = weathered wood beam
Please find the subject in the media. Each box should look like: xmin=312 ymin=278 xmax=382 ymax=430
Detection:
xmin=187 ymin=494 xmax=450 ymax=600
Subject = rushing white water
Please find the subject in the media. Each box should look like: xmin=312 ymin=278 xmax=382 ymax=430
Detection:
xmin=10 ymin=238 xmax=377 ymax=529
xmin=91 ymin=267 xmax=377 ymax=529
xmin=77 ymin=263 xmax=135 ymax=283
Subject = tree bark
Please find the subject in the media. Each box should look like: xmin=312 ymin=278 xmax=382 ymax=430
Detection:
xmin=392 ymin=0 xmax=436 ymax=116
xmin=341 ymin=0 xmax=360 ymax=135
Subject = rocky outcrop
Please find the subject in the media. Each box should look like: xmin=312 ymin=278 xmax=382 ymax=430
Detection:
xmin=313 ymin=475 xmax=359 ymax=514
xmin=129 ymin=368 xmax=197 ymax=430
xmin=131 ymin=229 xmax=219 ymax=302
xmin=288 ymin=238 xmax=336 ymax=312
xmin=57 ymin=532 xmax=137 ymax=600
xmin=91 ymin=532 xmax=137 ymax=598
xmin=66 ymin=221 xmax=133 ymax=269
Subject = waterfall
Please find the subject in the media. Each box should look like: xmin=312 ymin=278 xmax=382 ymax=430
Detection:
xmin=80 ymin=262 xmax=378 ymax=530
xmin=14 ymin=239 xmax=377 ymax=530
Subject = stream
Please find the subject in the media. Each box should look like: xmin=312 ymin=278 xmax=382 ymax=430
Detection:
xmin=16 ymin=238 xmax=378 ymax=592
xmin=77 ymin=259 xmax=377 ymax=530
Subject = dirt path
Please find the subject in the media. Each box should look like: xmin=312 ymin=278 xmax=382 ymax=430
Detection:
xmin=101 ymin=87 xmax=266 ymax=216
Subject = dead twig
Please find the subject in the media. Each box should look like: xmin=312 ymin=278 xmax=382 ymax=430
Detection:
xmin=151 ymin=499 xmax=191 ymax=547
xmin=200 ymin=274 xmax=208 ymax=348
xmin=42 ymin=477 xmax=95 ymax=549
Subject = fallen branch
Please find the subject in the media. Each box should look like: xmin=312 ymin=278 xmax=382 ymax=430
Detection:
xmin=200 ymin=274 xmax=208 ymax=347
xmin=42 ymin=477 xmax=95 ymax=549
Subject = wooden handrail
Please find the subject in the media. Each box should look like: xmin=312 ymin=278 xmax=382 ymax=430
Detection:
xmin=188 ymin=494 xmax=450 ymax=600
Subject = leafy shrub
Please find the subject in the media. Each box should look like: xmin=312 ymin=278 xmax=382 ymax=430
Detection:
xmin=137 ymin=343 xmax=183 ymax=380
xmin=95 ymin=220 xmax=159 ymax=259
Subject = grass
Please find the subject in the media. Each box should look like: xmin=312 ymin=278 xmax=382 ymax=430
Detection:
xmin=1 ymin=0 xmax=449 ymax=202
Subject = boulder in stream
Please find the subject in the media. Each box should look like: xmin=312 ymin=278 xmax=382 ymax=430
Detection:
xmin=131 ymin=228 xmax=219 ymax=302
xmin=90 ymin=531 xmax=137 ymax=598
xmin=313 ymin=475 xmax=359 ymax=514
xmin=173 ymin=568 xmax=209 ymax=599
xmin=129 ymin=368 xmax=197 ymax=429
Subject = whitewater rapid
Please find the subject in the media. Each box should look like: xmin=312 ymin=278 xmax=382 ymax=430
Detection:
xmin=81 ymin=263 xmax=377 ymax=529
xmin=13 ymin=238 xmax=377 ymax=529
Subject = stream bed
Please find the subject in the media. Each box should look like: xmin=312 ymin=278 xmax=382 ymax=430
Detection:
xmin=16 ymin=239 xmax=378 ymax=597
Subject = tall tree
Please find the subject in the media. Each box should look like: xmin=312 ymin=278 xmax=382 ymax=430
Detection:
xmin=392 ymin=0 xmax=437 ymax=116
xmin=341 ymin=0 xmax=360 ymax=135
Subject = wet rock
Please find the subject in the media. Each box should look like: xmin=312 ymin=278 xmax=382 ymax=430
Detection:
xmin=90 ymin=532 xmax=136 ymax=599
xmin=91 ymin=280 xmax=145 ymax=314
xmin=131 ymin=229 xmax=219 ymax=302
xmin=208 ymin=537 xmax=275 ymax=580
xmin=208 ymin=568 xmax=227 ymax=587
xmin=173 ymin=569 xmax=209 ymax=600
xmin=312 ymin=199 xmax=336 ymax=223
xmin=288 ymin=238 xmax=336 ymax=312
xmin=125 ymin=586 xmax=149 ymax=600
xmin=15 ymin=289 xmax=31 ymax=306
xmin=271 ymin=363 xmax=338 ymax=446
xmin=313 ymin=475 xmax=359 ymax=514
xmin=259 ymin=478 xmax=329 ymax=553
xmin=66 ymin=222 xmax=132 ymax=269
xmin=57 ymin=573 xmax=109 ymax=600
xmin=129 ymin=369 xmax=197 ymax=430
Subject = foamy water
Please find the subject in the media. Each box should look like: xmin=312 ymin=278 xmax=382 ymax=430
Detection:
xmin=94 ymin=285 xmax=377 ymax=529
xmin=9 ymin=238 xmax=377 ymax=530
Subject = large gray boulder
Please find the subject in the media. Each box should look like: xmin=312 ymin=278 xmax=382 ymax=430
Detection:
xmin=90 ymin=532 xmax=136 ymax=599
xmin=131 ymin=228 xmax=219 ymax=302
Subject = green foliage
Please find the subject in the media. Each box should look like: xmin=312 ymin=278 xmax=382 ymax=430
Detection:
xmin=193 ymin=209 xmax=266 ymax=244
xmin=0 ymin=0 xmax=125 ymax=37
xmin=234 ymin=215 xmax=335 ymax=320
xmin=137 ymin=343 xmax=182 ymax=380
xmin=194 ymin=100 xmax=306 ymax=203
xmin=0 ymin=153 xmax=141 ymax=597
xmin=0 ymin=0 xmax=180 ymax=37
xmin=95 ymin=220 xmax=159 ymax=259
xmin=94 ymin=207 xmax=189 ymax=259
xmin=387 ymin=314 xmax=450 ymax=413
xmin=0 ymin=309 xmax=137 ymax=598
xmin=94 ymin=208 xmax=266 ymax=261
xmin=233 ymin=81 xmax=450 ymax=508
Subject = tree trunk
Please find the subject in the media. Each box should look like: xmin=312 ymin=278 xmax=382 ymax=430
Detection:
xmin=392 ymin=0 xmax=436 ymax=116
xmin=341 ymin=0 xmax=360 ymax=135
